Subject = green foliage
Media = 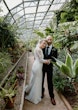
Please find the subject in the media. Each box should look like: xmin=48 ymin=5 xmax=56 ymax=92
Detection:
xmin=52 ymin=52 xmax=78 ymax=80
xmin=0 ymin=17 xmax=18 ymax=50
xmin=73 ymin=107 xmax=78 ymax=110
xmin=34 ymin=30 xmax=44 ymax=38
xmin=70 ymin=41 xmax=78 ymax=51
xmin=53 ymin=74 xmax=67 ymax=92
xmin=0 ymin=86 xmax=16 ymax=103
xmin=45 ymin=26 xmax=54 ymax=36
xmin=17 ymin=66 xmax=24 ymax=73
xmin=53 ymin=21 xmax=78 ymax=50
xmin=0 ymin=52 xmax=11 ymax=74
xmin=58 ymin=0 xmax=78 ymax=23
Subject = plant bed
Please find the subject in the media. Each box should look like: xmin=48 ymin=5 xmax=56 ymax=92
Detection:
xmin=63 ymin=82 xmax=78 ymax=110
xmin=0 ymin=52 xmax=28 ymax=110
xmin=54 ymin=74 xmax=78 ymax=110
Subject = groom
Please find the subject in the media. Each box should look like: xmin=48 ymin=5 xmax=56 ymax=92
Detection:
xmin=42 ymin=35 xmax=58 ymax=105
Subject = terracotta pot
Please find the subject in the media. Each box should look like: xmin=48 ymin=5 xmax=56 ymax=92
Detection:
xmin=4 ymin=96 xmax=15 ymax=109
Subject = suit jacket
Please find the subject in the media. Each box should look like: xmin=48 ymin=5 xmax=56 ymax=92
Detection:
xmin=43 ymin=46 xmax=58 ymax=72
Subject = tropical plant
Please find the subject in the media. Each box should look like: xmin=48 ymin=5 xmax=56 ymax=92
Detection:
xmin=0 ymin=52 xmax=11 ymax=74
xmin=0 ymin=17 xmax=18 ymax=50
xmin=45 ymin=26 xmax=54 ymax=36
xmin=0 ymin=86 xmax=16 ymax=103
xmin=52 ymin=52 xmax=78 ymax=81
xmin=53 ymin=74 xmax=67 ymax=92
xmin=57 ymin=0 xmax=78 ymax=23
xmin=34 ymin=30 xmax=45 ymax=38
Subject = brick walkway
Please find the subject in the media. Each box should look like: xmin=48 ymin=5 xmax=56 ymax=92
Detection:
xmin=23 ymin=52 xmax=68 ymax=110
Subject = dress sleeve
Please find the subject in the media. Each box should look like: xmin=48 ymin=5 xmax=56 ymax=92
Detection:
xmin=36 ymin=48 xmax=46 ymax=63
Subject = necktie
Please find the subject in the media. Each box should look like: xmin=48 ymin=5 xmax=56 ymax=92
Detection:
xmin=45 ymin=46 xmax=49 ymax=57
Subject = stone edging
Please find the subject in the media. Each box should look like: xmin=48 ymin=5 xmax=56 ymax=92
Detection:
xmin=59 ymin=92 xmax=73 ymax=110
xmin=19 ymin=52 xmax=28 ymax=110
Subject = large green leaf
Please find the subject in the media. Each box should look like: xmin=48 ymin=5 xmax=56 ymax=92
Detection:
xmin=65 ymin=53 xmax=73 ymax=72
xmin=75 ymin=67 xmax=78 ymax=77
xmin=52 ymin=57 xmax=64 ymax=68
xmin=74 ymin=59 xmax=78 ymax=69
xmin=74 ymin=59 xmax=78 ymax=77
xmin=61 ymin=64 xmax=72 ymax=78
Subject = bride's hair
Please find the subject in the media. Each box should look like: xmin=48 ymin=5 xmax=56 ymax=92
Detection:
xmin=38 ymin=39 xmax=47 ymax=44
xmin=36 ymin=39 xmax=47 ymax=47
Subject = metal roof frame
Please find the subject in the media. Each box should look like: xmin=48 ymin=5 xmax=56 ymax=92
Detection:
xmin=1 ymin=0 xmax=70 ymax=40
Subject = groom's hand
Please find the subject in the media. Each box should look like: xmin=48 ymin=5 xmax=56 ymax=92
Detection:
xmin=47 ymin=59 xmax=50 ymax=65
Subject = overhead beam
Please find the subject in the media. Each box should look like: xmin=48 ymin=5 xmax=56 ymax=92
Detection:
xmin=32 ymin=0 xmax=40 ymax=29
xmin=22 ymin=0 xmax=27 ymax=26
xmin=3 ymin=0 xmax=16 ymax=23
xmin=40 ymin=0 xmax=54 ymax=26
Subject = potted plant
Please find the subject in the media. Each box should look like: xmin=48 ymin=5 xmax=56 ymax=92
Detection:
xmin=0 ymin=86 xmax=16 ymax=109
xmin=52 ymin=52 xmax=78 ymax=93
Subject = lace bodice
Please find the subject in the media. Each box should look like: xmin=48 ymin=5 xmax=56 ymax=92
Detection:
xmin=34 ymin=47 xmax=45 ymax=63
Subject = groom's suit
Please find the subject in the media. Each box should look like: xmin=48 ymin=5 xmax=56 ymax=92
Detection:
xmin=42 ymin=45 xmax=58 ymax=98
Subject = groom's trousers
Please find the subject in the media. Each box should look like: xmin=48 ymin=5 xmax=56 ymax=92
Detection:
xmin=42 ymin=64 xmax=54 ymax=98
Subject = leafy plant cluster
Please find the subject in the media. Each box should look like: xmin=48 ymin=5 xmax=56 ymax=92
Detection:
xmin=0 ymin=52 xmax=11 ymax=74
xmin=57 ymin=0 xmax=78 ymax=23
xmin=53 ymin=74 xmax=67 ymax=92
xmin=0 ymin=17 xmax=18 ymax=50
xmin=53 ymin=50 xmax=78 ymax=95
xmin=4 ymin=66 xmax=24 ymax=89
xmin=0 ymin=65 xmax=25 ymax=108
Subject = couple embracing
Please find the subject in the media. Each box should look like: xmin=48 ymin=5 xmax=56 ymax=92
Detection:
xmin=24 ymin=35 xmax=58 ymax=105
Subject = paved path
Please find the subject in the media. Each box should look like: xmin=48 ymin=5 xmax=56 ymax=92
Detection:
xmin=23 ymin=52 xmax=68 ymax=110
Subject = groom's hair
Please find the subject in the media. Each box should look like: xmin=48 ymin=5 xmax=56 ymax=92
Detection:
xmin=46 ymin=35 xmax=53 ymax=40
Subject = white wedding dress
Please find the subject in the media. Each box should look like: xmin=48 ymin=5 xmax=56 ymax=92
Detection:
xmin=24 ymin=46 xmax=46 ymax=104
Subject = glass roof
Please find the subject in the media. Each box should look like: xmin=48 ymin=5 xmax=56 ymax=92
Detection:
xmin=0 ymin=0 xmax=70 ymax=40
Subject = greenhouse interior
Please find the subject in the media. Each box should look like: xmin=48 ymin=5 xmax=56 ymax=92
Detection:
xmin=0 ymin=0 xmax=78 ymax=110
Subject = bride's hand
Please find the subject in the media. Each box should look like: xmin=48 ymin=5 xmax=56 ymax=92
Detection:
xmin=45 ymin=60 xmax=50 ymax=64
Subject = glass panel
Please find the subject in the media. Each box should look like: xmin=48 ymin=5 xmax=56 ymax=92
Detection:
xmin=37 ymin=5 xmax=49 ymax=12
xmin=17 ymin=10 xmax=24 ymax=16
xmin=35 ymin=16 xmax=43 ymax=20
xmin=26 ymin=21 xmax=33 ymax=25
xmin=24 ymin=1 xmax=37 ymax=7
xmin=36 ymin=12 xmax=45 ymax=17
xmin=5 ymin=14 xmax=12 ymax=21
xmin=35 ymin=20 xmax=41 ymax=24
xmin=11 ymin=6 xmax=23 ymax=15
xmin=53 ymin=0 xmax=66 ymax=4
xmin=25 ymin=7 xmax=36 ymax=14
xmin=26 ymin=14 xmax=35 ymax=18
xmin=26 ymin=17 xmax=34 ymax=21
xmin=4 ymin=0 xmax=22 ymax=9
xmin=53 ymin=0 xmax=60 ymax=4
xmin=50 ymin=4 xmax=63 ymax=11
xmin=10 ymin=18 xmax=15 ymax=24
xmin=39 ymin=0 xmax=50 ymax=5
xmin=0 ymin=1 xmax=8 ymax=16
xmin=59 ymin=0 xmax=66 ymax=3
xmin=46 ymin=12 xmax=54 ymax=16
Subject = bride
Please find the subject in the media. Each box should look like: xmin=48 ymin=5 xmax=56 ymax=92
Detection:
xmin=24 ymin=39 xmax=50 ymax=104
